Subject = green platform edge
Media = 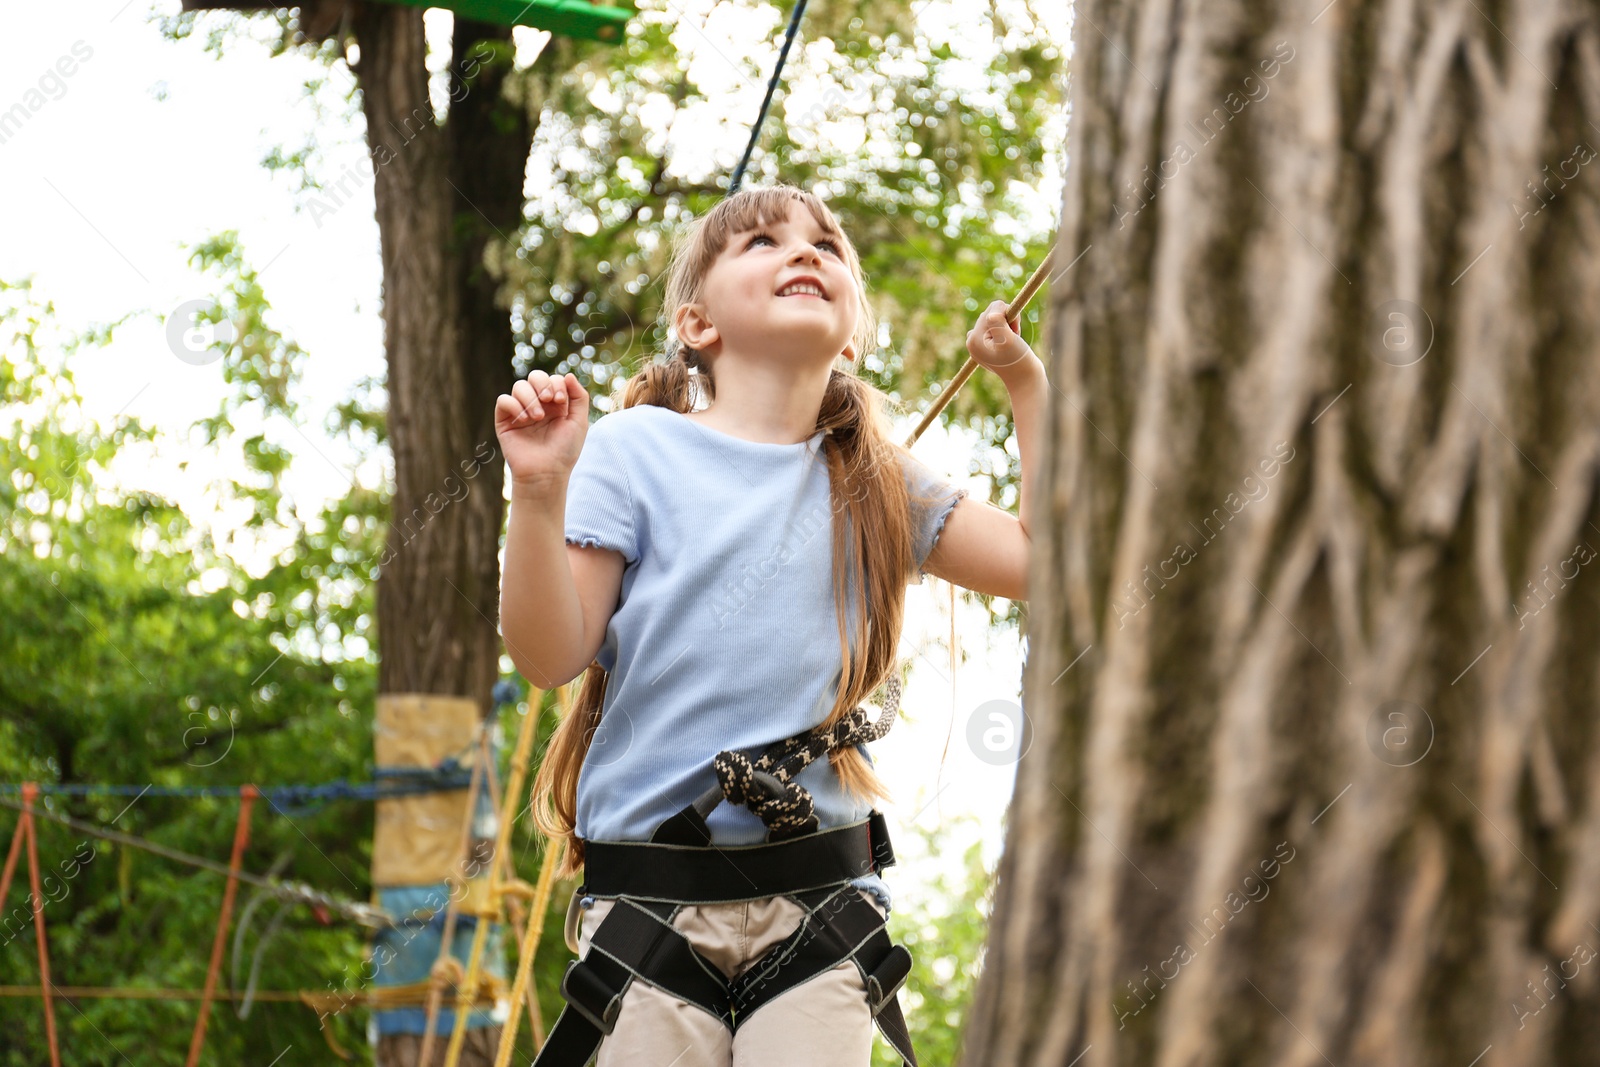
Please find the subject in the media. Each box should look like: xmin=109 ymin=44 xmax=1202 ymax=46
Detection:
xmin=376 ymin=0 xmax=633 ymax=42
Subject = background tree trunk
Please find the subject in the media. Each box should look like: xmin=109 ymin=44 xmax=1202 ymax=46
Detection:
xmin=355 ymin=7 xmax=527 ymax=705
xmin=351 ymin=7 xmax=533 ymax=1064
xmin=965 ymin=1 xmax=1600 ymax=1065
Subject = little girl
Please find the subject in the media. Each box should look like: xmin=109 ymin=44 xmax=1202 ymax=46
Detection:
xmin=497 ymin=184 xmax=1042 ymax=1067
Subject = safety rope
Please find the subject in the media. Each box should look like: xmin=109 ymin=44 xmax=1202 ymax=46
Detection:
xmin=479 ymin=726 xmax=549 ymax=1047
xmin=728 ymin=0 xmax=809 ymax=194
xmin=492 ymin=680 xmax=573 ymax=1067
xmin=0 ymin=794 xmax=393 ymax=928
xmin=0 ymin=982 xmax=499 ymax=1005
xmin=416 ymin=729 xmax=491 ymax=1065
xmin=447 ymin=674 xmax=549 ymax=1067
xmin=904 ymin=244 xmax=1058 ymax=448
xmin=712 ymin=674 xmax=902 ymax=839
xmin=232 ymin=877 xmax=292 ymax=1020
xmin=0 ymin=976 xmax=507 ymax=1061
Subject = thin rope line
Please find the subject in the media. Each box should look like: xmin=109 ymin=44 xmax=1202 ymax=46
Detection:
xmin=728 ymin=0 xmax=810 ymax=194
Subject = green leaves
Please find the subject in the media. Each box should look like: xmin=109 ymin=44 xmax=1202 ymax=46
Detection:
xmin=873 ymin=818 xmax=996 ymax=1067
xmin=0 ymin=277 xmax=374 ymax=1065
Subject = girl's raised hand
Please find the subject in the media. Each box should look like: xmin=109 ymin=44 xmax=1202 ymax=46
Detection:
xmin=495 ymin=370 xmax=590 ymax=493
xmin=966 ymin=299 xmax=1042 ymax=386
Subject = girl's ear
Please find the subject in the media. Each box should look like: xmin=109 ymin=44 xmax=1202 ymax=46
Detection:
xmin=674 ymin=303 xmax=719 ymax=352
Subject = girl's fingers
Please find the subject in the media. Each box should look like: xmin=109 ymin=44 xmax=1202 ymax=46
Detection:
xmin=511 ymin=380 xmax=541 ymax=417
xmin=556 ymin=372 xmax=585 ymax=405
xmin=506 ymin=371 xmax=585 ymax=423
xmin=526 ymin=370 xmax=558 ymax=403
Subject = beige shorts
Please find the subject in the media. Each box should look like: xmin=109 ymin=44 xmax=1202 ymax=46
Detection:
xmin=567 ymin=888 xmax=890 ymax=1067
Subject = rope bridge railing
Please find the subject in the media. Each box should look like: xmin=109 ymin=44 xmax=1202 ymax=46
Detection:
xmin=0 ymin=762 xmax=474 ymax=815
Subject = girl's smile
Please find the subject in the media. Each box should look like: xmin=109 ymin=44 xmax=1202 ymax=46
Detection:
xmin=775 ymin=275 xmax=828 ymax=299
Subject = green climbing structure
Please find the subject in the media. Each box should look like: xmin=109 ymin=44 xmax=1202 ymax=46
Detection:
xmin=375 ymin=0 xmax=633 ymax=43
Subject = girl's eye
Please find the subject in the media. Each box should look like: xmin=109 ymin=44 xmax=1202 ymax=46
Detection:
xmin=745 ymin=233 xmax=841 ymax=254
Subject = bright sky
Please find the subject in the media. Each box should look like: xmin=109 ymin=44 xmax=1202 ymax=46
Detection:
xmin=3 ymin=0 xmax=1064 ymax=912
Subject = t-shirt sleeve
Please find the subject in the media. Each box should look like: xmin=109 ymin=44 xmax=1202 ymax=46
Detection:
xmin=899 ymin=448 xmax=968 ymax=582
xmin=563 ymin=416 xmax=639 ymax=564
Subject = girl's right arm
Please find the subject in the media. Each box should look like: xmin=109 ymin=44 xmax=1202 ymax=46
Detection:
xmin=497 ymin=370 xmax=624 ymax=689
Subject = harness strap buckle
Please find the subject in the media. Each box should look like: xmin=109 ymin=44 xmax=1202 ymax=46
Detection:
xmin=560 ymin=957 xmax=626 ymax=1035
xmin=863 ymin=943 xmax=913 ymax=1017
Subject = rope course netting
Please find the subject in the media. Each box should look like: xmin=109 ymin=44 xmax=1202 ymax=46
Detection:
xmin=0 ymin=723 xmax=505 ymax=1062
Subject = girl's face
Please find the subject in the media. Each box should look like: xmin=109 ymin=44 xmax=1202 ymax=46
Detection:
xmin=687 ymin=199 xmax=860 ymax=365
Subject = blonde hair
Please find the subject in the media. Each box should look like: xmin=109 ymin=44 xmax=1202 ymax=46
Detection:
xmin=532 ymin=183 xmax=926 ymax=878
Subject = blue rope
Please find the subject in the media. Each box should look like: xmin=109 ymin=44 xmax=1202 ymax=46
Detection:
xmin=0 ymin=764 xmax=474 ymax=815
xmin=728 ymin=0 xmax=810 ymax=195
xmin=2 ymin=683 xmax=527 ymax=816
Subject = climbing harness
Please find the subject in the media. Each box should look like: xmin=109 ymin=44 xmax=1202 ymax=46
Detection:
xmin=531 ymin=675 xmax=919 ymax=1067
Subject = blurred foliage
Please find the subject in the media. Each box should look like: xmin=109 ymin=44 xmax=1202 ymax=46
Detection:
xmin=2 ymin=0 xmax=1061 ymax=1060
xmin=873 ymin=817 xmax=996 ymax=1067
xmin=0 ymin=273 xmax=375 ymax=1064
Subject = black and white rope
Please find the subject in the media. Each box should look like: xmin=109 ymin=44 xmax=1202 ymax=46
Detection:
xmin=711 ymin=674 xmax=901 ymax=839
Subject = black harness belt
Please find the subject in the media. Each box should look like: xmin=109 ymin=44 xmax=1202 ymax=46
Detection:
xmin=532 ymin=811 xmax=918 ymax=1067
xmin=583 ymin=810 xmax=897 ymax=903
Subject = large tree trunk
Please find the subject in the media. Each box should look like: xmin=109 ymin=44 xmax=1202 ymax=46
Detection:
xmin=352 ymin=6 xmax=532 ymax=1064
xmin=966 ymin=1 xmax=1600 ymax=1065
xmin=356 ymin=8 xmax=524 ymax=705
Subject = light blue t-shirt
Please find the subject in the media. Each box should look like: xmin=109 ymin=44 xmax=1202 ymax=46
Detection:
xmin=561 ymin=402 xmax=967 ymax=914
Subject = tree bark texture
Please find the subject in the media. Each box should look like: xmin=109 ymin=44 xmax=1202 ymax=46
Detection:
xmin=354 ymin=4 xmax=530 ymax=707
xmin=965 ymin=1 xmax=1600 ymax=1065
xmin=351 ymin=7 xmax=532 ymax=1065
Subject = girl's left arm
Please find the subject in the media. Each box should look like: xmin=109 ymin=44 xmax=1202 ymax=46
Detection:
xmin=921 ymin=300 xmax=1047 ymax=602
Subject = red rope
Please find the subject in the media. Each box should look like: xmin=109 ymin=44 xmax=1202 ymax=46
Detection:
xmin=20 ymin=784 xmax=61 ymax=1067
xmin=0 ymin=793 xmax=23 ymax=911
xmin=185 ymin=784 xmax=257 ymax=1067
